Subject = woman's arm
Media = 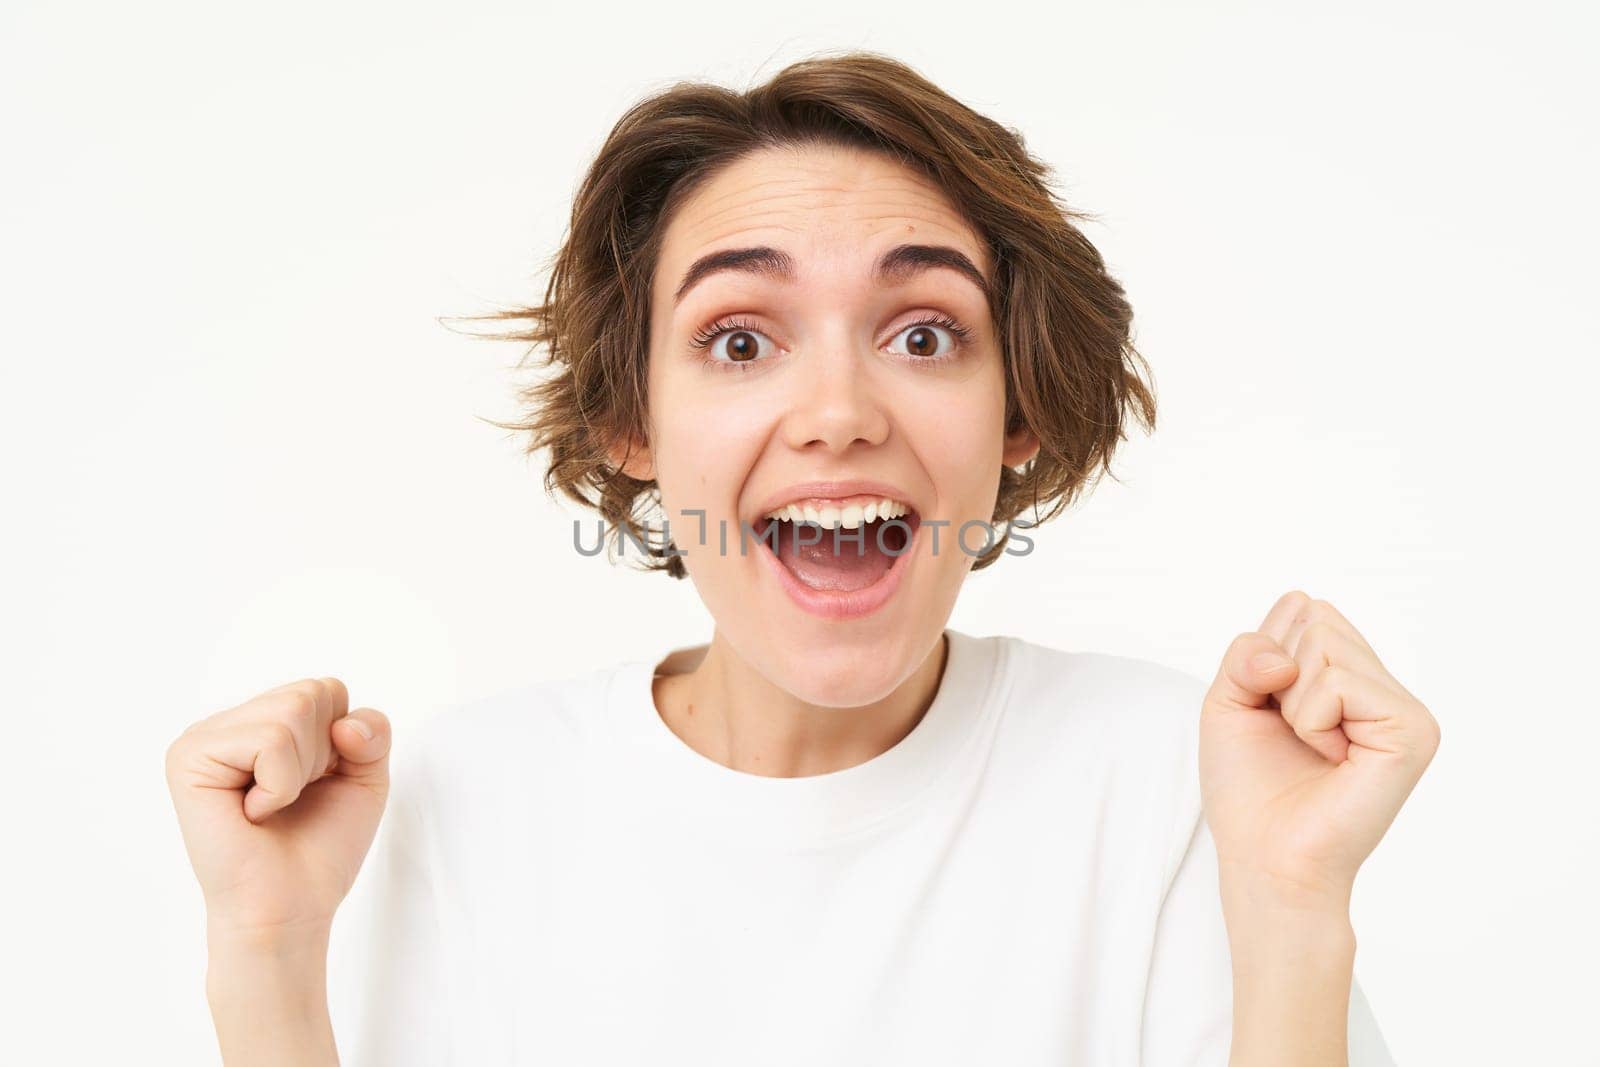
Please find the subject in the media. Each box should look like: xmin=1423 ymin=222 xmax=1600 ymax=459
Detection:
xmin=1200 ymin=591 xmax=1440 ymax=1064
xmin=206 ymin=924 xmax=339 ymax=1067
xmin=1221 ymin=873 xmax=1357 ymax=1067
xmin=1141 ymin=803 xmax=1394 ymax=1066
xmin=164 ymin=677 xmax=394 ymax=1065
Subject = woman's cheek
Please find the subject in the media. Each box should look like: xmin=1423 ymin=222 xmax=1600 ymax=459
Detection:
xmin=654 ymin=408 xmax=762 ymax=530
xmin=913 ymin=377 xmax=1007 ymax=500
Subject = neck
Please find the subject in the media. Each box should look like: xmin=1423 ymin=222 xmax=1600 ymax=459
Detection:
xmin=651 ymin=631 xmax=949 ymax=778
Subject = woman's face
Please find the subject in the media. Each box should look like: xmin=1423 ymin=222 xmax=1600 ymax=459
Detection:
xmin=626 ymin=142 xmax=1037 ymax=706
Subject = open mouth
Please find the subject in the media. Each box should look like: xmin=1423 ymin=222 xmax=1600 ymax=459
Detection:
xmin=751 ymin=501 xmax=921 ymax=594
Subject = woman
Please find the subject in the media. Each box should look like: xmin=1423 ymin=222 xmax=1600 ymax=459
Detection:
xmin=165 ymin=50 xmax=1439 ymax=1066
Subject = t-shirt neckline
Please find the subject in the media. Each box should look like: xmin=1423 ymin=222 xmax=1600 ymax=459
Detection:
xmin=605 ymin=628 xmax=1008 ymax=847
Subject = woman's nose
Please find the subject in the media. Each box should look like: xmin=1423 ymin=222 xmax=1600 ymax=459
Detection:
xmin=779 ymin=343 xmax=891 ymax=454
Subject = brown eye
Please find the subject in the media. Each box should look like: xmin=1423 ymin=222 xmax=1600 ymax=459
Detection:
xmin=888 ymin=321 xmax=961 ymax=360
xmin=725 ymin=330 xmax=759 ymax=361
xmin=905 ymin=327 xmax=938 ymax=357
xmin=690 ymin=319 xmax=776 ymax=366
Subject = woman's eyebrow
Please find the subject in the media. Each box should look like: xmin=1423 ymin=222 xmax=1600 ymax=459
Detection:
xmin=672 ymin=243 xmax=991 ymax=307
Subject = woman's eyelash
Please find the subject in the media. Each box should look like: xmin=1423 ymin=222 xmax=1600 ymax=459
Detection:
xmin=688 ymin=316 xmax=764 ymax=352
xmin=909 ymin=313 xmax=974 ymax=346
xmin=688 ymin=313 xmax=975 ymax=371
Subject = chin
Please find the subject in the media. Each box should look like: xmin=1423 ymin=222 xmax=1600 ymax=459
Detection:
xmin=687 ymin=544 xmax=955 ymax=707
xmin=754 ymin=624 xmax=933 ymax=709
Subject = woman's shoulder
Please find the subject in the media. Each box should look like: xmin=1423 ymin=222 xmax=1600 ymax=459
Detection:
xmin=986 ymin=631 xmax=1210 ymax=728
xmin=980 ymin=632 xmax=1210 ymax=802
xmin=393 ymin=658 xmax=631 ymax=785
xmin=974 ymin=632 xmax=1212 ymax=879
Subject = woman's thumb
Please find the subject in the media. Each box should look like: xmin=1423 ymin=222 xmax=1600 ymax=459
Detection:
xmin=331 ymin=708 xmax=391 ymax=784
xmin=1208 ymin=631 xmax=1299 ymax=710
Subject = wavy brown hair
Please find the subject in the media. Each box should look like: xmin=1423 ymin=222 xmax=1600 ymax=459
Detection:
xmin=458 ymin=49 xmax=1156 ymax=579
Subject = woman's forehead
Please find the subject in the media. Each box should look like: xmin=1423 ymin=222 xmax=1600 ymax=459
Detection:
xmin=656 ymin=145 xmax=988 ymax=287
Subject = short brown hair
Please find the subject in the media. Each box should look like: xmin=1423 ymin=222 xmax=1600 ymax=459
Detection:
xmin=459 ymin=49 xmax=1156 ymax=579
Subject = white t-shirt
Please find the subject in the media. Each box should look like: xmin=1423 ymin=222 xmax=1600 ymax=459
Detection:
xmin=327 ymin=628 xmax=1396 ymax=1066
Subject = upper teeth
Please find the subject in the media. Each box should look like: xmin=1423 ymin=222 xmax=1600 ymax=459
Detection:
xmin=762 ymin=498 xmax=911 ymax=530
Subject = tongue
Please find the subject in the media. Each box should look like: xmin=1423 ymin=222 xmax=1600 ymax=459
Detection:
xmin=770 ymin=521 xmax=896 ymax=592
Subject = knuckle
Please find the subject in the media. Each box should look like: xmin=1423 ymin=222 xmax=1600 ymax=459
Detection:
xmin=1419 ymin=709 xmax=1442 ymax=748
xmin=163 ymin=735 xmax=189 ymax=778
xmin=1277 ymin=693 xmax=1301 ymax=724
xmin=320 ymin=676 xmax=348 ymax=706
xmin=280 ymin=689 xmax=319 ymax=725
xmin=1302 ymin=620 xmax=1336 ymax=648
xmin=1314 ymin=663 xmax=1349 ymax=693
xmin=1402 ymin=717 xmax=1441 ymax=762
xmin=267 ymin=720 xmax=301 ymax=758
xmin=259 ymin=778 xmax=302 ymax=809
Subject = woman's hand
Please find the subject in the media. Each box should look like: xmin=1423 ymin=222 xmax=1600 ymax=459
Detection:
xmin=165 ymin=677 xmax=391 ymax=1065
xmin=1200 ymin=590 xmax=1441 ymax=910
xmin=1202 ymin=591 xmax=1440 ymax=1066
xmin=165 ymin=676 xmax=392 ymax=941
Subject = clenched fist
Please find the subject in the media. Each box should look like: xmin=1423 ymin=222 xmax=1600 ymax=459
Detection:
xmin=164 ymin=677 xmax=392 ymax=940
xmin=1200 ymin=591 xmax=1442 ymax=909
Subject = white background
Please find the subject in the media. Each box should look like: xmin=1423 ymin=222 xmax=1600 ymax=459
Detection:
xmin=3 ymin=1 xmax=1596 ymax=1063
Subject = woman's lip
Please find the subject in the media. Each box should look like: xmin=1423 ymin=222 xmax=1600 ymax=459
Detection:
xmin=752 ymin=512 xmax=921 ymax=621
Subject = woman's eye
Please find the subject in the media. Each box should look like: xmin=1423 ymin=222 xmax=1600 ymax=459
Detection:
xmin=693 ymin=317 xmax=967 ymax=365
xmin=887 ymin=322 xmax=959 ymax=359
xmin=701 ymin=327 xmax=774 ymax=364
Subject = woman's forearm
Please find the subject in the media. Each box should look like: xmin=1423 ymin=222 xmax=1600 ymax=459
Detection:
xmin=1222 ymin=870 xmax=1357 ymax=1067
xmin=205 ymin=923 xmax=339 ymax=1067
